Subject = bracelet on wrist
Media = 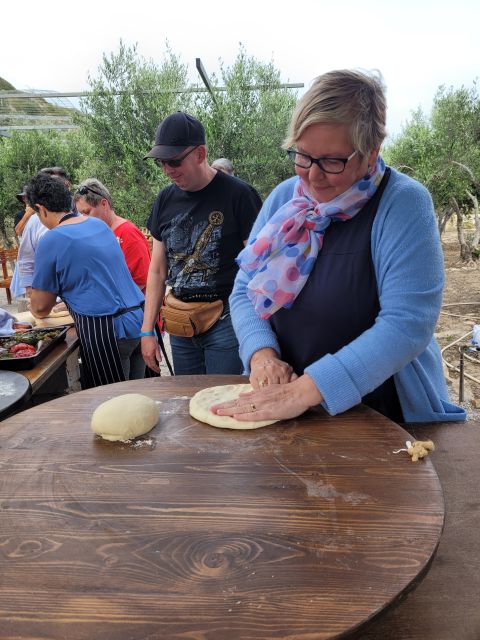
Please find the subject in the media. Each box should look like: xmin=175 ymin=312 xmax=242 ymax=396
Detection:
xmin=139 ymin=331 xmax=155 ymax=337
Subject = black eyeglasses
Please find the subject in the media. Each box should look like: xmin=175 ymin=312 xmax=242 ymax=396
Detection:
xmin=76 ymin=185 xmax=105 ymax=198
xmin=287 ymin=148 xmax=358 ymax=174
xmin=154 ymin=146 xmax=198 ymax=168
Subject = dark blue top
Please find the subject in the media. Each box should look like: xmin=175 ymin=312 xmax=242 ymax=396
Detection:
xmin=270 ymin=169 xmax=403 ymax=421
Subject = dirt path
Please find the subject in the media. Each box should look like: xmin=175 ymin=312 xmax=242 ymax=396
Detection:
xmin=438 ymin=232 xmax=480 ymax=415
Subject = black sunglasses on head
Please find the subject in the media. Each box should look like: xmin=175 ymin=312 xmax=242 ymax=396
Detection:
xmin=76 ymin=185 xmax=105 ymax=198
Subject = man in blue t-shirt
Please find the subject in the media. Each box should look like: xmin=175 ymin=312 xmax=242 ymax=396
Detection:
xmin=14 ymin=167 xmax=74 ymax=300
xmin=141 ymin=111 xmax=262 ymax=375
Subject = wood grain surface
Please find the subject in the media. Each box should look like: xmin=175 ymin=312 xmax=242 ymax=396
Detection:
xmin=0 ymin=375 xmax=444 ymax=640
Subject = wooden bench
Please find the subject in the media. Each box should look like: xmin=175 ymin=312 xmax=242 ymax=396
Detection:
xmin=0 ymin=246 xmax=18 ymax=305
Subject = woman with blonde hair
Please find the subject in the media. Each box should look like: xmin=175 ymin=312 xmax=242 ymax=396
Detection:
xmin=213 ymin=69 xmax=465 ymax=424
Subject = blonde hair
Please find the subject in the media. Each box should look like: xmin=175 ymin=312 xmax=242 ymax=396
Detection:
xmin=284 ymin=69 xmax=387 ymax=156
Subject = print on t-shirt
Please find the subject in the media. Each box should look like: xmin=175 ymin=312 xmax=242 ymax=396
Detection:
xmin=166 ymin=210 xmax=224 ymax=290
xmin=149 ymin=171 xmax=262 ymax=299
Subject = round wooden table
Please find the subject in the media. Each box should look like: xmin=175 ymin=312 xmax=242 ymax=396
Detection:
xmin=0 ymin=375 xmax=444 ymax=640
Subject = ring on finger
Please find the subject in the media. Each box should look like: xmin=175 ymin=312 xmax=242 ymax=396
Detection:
xmin=250 ymin=403 xmax=256 ymax=411
xmin=259 ymin=378 xmax=268 ymax=387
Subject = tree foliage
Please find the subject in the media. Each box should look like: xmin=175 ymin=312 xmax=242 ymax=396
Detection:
xmin=384 ymin=82 xmax=480 ymax=259
xmin=0 ymin=41 xmax=298 ymax=235
xmin=197 ymin=46 xmax=296 ymax=197
xmin=0 ymin=129 xmax=91 ymax=240
xmin=75 ymin=41 xmax=192 ymax=226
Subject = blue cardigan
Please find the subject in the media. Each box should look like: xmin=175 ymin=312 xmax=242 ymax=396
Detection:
xmin=229 ymin=169 xmax=466 ymax=423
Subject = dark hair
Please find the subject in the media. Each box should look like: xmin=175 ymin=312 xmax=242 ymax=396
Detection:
xmin=39 ymin=166 xmax=71 ymax=184
xmin=26 ymin=173 xmax=72 ymax=213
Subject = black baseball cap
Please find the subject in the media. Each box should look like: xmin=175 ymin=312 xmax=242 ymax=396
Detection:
xmin=144 ymin=112 xmax=206 ymax=160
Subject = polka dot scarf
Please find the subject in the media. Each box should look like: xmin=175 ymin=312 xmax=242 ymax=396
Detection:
xmin=237 ymin=156 xmax=386 ymax=319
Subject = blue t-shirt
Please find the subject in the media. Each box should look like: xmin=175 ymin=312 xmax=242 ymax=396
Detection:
xmin=32 ymin=217 xmax=144 ymax=339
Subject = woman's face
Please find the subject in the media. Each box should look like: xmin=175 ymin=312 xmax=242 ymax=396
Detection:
xmin=294 ymin=123 xmax=379 ymax=203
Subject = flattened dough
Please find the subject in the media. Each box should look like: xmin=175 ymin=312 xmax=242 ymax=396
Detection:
xmin=47 ymin=309 xmax=70 ymax=318
xmin=91 ymin=393 xmax=160 ymax=441
xmin=14 ymin=310 xmax=74 ymax=327
xmin=189 ymin=384 xmax=279 ymax=430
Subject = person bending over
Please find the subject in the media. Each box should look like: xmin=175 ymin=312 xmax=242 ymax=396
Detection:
xmin=27 ymin=173 xmax=145 ymax=387
xmin=213 ymin=69 xmax=465 ymax=425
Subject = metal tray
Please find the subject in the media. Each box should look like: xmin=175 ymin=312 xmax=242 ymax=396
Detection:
xmin=0 ymin=326 xmax=69 ymax=371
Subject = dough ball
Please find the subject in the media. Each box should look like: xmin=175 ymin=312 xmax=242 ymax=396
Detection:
xmin=189 ymin=384 xmax=278 ymax=430
xmin=91 ymin=393 xmax=160 ymax=441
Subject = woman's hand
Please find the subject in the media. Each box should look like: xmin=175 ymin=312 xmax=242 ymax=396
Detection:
xmin=211 ymin=374 xmax=323 ymax=423
xmin=141 ymin=335 xmax=162 ymax=373
xmin=249 ymin=347 xmax=297 ymax=389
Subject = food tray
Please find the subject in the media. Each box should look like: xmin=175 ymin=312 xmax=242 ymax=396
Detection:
xmin=0 ymin=326 xmax=69 ymax=371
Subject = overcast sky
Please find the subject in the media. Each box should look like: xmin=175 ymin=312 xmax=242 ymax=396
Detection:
xmin=2 ymin=0 xmax=479 ymax=140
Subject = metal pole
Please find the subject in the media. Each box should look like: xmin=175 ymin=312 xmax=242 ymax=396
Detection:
xmin=459 ymin=347 xmax=465 ymax=402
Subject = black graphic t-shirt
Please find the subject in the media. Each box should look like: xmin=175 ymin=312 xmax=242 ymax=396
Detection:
xmin=149 ymin=171 xmax=262 ymax=301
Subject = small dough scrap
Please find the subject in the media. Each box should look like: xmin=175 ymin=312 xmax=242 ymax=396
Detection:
xmin=189 ymin=384 xmax=279 ymax=430
xmin=91 ymin=393 xmax=160 ymax=441
xmin=407 ymin=439 xmax=435 ymax=462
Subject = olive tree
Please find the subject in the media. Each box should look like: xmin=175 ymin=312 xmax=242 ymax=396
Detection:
xmin=76 ymin=41 xmax=192 ymax=226
xmin=0 ymin=129 xmax=90 ymax=242
xmin=384 ymin=82 xmax=480 ymax=260
xmin=0 ymin=42 xmax=299 ymax=237
xmin=197 ymin=46 xmax=297 ymax=198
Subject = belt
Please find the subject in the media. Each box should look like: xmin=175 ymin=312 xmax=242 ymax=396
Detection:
xmin=112 ymin=304 xmax=143 ymax=317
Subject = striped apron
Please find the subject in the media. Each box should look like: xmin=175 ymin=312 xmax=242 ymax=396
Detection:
xmin=69 ymin=310 xmax=126 ymax=389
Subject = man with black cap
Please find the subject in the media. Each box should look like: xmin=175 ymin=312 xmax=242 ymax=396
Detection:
xmin=141 ymin=111 xmax=262 ymax=375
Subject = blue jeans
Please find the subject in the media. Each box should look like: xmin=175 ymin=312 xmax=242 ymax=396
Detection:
xmin=169 ymin=308 xmax=242 ymax=375
xmin=117 ymin=337 xmax=145 ymax=380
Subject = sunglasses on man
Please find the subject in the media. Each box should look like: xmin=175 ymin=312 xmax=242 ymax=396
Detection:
xmin=76 ymin=185 xmax=105 ymax=198
xmin=154 ymin=146 xmax=198 ymax=168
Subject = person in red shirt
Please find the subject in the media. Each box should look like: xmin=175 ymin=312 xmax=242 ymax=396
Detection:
xmin=74 ymin=179 xmax=151 ymax=292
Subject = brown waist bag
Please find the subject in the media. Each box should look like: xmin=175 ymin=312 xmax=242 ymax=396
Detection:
xmin=161 ymin=292 xmax=224 ymax=337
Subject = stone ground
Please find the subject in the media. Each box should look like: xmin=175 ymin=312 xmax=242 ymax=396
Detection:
xmin=2 ymin=232 xmax=479 ymax=417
